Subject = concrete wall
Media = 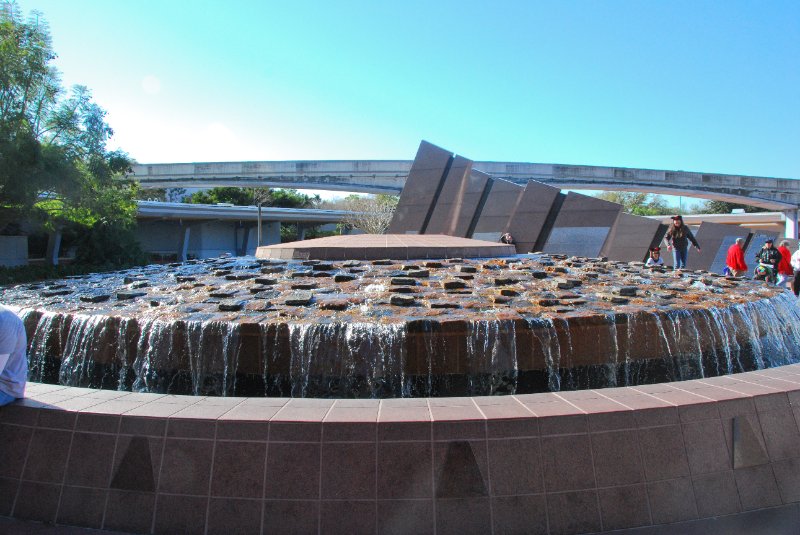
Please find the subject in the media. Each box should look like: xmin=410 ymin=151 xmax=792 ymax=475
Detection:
xmin=0 ymin=236 xmax=28 ymax=267
xmin=135 ymin=220 xmax=280 ymax=260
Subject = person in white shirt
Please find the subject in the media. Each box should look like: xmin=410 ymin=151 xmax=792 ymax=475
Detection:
xmin=0 ymin=305 xmax=27 ymax=406
xmin=645 ymin=247 xmax=664 ymax=267
xmin=791 ymin=245 xmax=800 ymax=297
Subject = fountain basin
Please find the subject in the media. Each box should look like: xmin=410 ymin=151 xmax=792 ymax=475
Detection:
xmin=5 ymin=253 xmax=800 ymax=397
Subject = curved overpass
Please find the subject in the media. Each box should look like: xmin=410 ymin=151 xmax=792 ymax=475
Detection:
xmin=131 ymin=160 xmax=800 ymax=210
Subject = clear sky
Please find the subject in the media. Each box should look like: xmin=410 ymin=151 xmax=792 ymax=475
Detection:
xmin=16 ymin=0 xmax=800 ymax=183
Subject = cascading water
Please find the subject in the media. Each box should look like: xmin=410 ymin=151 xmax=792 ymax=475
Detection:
xmin=7 ymin=254 xmax=800 ymax=398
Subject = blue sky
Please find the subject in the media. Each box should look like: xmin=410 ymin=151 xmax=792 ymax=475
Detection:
xmin=18 ymin=0 xmax=800 ymax=186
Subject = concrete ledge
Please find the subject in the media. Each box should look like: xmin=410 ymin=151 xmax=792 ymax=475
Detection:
xmin=3 ymin=365 xmax=800 ymax=534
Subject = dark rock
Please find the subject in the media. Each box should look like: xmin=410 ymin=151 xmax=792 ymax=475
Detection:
xmin=456 ymin=264 xmax=478 ymax=274
xmin=499 ymin=288 xmax=520 ymax=297
xmin=175 ymin=275 xmax=196 ymax=283
xmin=301 ymin=260 xmax=320 ymax=266
xmin=537 ymin=299 xmax=559 ymax=307
xmin=225 ymin=273 xmax=256 ymax=281
xmin=79 ymin=294 xmax=110 ymax=303
xmin=494 ymin=277 xmax=522 ymax=286
xmin=423 ymin=261 xmax=444 ymax=268
xmin=598 ymin=293 xmax=629 ymax=304
xmin=442 ymin=279 xmax=468 ymax=290
xmin=391 ymin=277 xmax=417 ymax=286
xmin=391 ymin=286 xmax=417 ymax=294
xmin=284 ymin=292 xmax=313 ymax=306
xmin=530 ymin=271 xmax=548 ymax=279
xmin=312 ymin=263 xmax=335 ymax=271
xmin=342 ymin=260 xmax=361 ymax=267
xmin=490 ymin=295 xmax=511 ymax=304
xmin=406 ymin=269 xmax=430 ymax=278
xmin=291 ymin=282 xmax=317 ymax=290
xmin=212 ymin=270 xmax=232 ymax=277
xmin=117 ymin=291 xmax=147 ymax=300
xmin=319 ymin=299 xmax=349 ymax=311
xmin=260 ymin=266 xmax=284 ymax=274
xmin=372 ymin=259 xmax=394 ymax=265
xmin=429 ymin=300 xmax=460 ymax=309
xmin=334 ymin=274 xmax=357 ymax=283
xmin=218 ymin=300 xmax=246 ymax=312
xmin=254 ymin=277 xmax=278 ymax=285
xmin=290 ymin=271 xmax=313 ymax=278
xmin=614 ymin=286 xmax=638 ymax=297
xmin=390 ymin=294 xmax=417 ymax=306
xmin=130 ymin=280 xmax=149 ymax=289
xmin=42 ymin=289 xmax=72 ymax=297
xmin=209 ymin=290 xmax=237 ymax=298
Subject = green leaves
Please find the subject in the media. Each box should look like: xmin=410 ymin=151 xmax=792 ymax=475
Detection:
xmin=0 ymin=4 xmax=141 ymax=266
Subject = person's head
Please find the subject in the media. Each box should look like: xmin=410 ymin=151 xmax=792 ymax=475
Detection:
xmin=764 ymin=238 xmax=774 ymax=249
xmin=780 ymin=240 xmax=789 ymax=248
xmin=649 ymin=246 xmax=661 ymax=259
xmin=670 ymin=215 xmax=683 ymax=227
xmin=735 ymin=238 xmax=744 ymax=248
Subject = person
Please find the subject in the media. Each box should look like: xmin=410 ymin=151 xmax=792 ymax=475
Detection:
xmin=645 ymin=247 xmax=664 ymax=267
xmin=725 ymin=238 xmax=748 ymax=277
xmin=754 ymin=238 xmax=782 ymax=284
xmin=791 ymin=243 xmax=800 ymax=297
xmin=664 ymin=215 xmax=700 ymax=269
xmin=0 ymin=305 xmax=27 ymax=407
xmin=500 ymin=232 xmax=515 ymax=245
xmin=777 ymin=240 xmax=793 ymax=286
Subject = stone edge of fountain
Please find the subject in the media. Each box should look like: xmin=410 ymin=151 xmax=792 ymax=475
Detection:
xmin=3 ymin=365 xmax=800 ymax=533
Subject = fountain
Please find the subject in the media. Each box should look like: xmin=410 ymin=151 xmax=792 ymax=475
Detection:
xmin=5 ymin=239 xmax=800 ymax=398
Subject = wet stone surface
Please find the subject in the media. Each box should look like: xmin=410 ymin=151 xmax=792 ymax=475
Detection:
xmin=4 ymin=253 xmax=800 ymax=398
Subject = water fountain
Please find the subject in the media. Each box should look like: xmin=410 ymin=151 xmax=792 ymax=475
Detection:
xmin=5 ymin=243 xmax=800 ymax=398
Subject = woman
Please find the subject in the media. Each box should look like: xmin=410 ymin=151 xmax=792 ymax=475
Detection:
xmin=664 ymin=215 xmax=701 ymax=269
xmin=725 ymin=238 xmax=747 ymax=277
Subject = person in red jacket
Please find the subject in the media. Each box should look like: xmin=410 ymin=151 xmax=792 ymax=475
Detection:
xmin=777 ymin=240 xmax=794 ymax=286
xmin=725 ymin=238 xmax=747 ymax=277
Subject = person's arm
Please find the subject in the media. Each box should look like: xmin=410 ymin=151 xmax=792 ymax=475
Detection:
xmin=687 ymin=229 xmax=700 ymax=249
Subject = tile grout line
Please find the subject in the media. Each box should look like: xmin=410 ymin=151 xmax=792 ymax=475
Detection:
xmin=317 ymin=399 xmax=337 ymax=535
xmin=470 ymin=398 xmax=494 ymax=534
xmin=9 ymin=408 xmax=41 ymax=518
xmin=100 ymin=414 xmax=124 ymax=530
xmin=53 ymin=409 xmax=80 ymax=526
xmin=374 ymin=399 xmax=382 ymax=535
xmin=426 ymin=398 xmax=437 ymax=535
xmin=260 ymin=416 xmax=270 ymax=535
xmin=203 ymin=418 xmax=220 ymax=535
xmin=151 ymin=416 xmax=171 ymax=534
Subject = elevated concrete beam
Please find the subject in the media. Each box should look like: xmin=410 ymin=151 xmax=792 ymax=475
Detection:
xmin=131 ymin=160 xmax=800 ymax=210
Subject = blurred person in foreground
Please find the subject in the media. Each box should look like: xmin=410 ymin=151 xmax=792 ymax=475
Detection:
xmin=0 ymin=305 xmax=27 ymax=407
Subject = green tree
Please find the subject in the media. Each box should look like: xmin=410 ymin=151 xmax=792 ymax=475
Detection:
xmin=697 ymin=200 xmax=770 ymax=214
xmin=0 ymin=3 xmax=142 ymax=265
xmin=183 ymin=187 xmax=320 ymax=208
xmin=595 ymin=191 xmax=676 ymax=216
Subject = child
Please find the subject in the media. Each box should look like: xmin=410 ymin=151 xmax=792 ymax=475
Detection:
xmin=645 ymin=247 xmax=664 ymax=267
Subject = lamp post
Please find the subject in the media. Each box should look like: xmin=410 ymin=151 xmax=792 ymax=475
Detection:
xmin=257 ymin=203 xmax=263 ymax=246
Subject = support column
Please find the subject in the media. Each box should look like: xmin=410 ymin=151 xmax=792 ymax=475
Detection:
xmin=263 ymin=222 xmax=281 ymax=245
xmin=297 ymin=224 xmax=306 ymax=241
xmin=46 ymin=228 xmax=63 ymax=266
xmin=179 ymin=226 xmax=191 ymax=262
xmin=784 ymin=209 xmax=798 ymax=240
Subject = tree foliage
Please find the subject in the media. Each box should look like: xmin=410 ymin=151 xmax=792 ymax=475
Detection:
xmin=0 ymin=3 xmax=141 ymax=264
xmin=594 ymin=191 xmax=676 ymax=216
xmin=183 ymin=187 xmax=320 ymax=208
xmin=696 ymin=200 xmax=771 ymax=214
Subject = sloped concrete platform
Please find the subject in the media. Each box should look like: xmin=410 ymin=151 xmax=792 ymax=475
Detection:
xmin=255 ymin=234 xmax=517 ymax=260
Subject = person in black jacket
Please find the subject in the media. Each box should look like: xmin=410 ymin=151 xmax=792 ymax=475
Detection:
xmin=664 ymin=215 xmax=701 ymax=269
xmin=754 ymin=238 xmax=782 ymax=283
